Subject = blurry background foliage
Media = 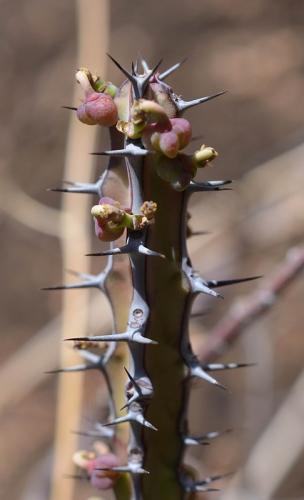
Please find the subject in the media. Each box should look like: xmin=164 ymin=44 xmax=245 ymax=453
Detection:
xmin=0 ymin=0 xmax=303 ymax=499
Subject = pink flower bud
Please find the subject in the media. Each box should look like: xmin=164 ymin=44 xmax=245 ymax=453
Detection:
xmin=158 ymin=130 xmax=180 ymax=158
xmin=77 ymin=92 xmax=118 ymax=127
xmin=141 ymin=118 xmax=191 ymax=159
xmin=92 ymin=197 xmax=125 ymax=242
xmin=88 ymin=453 xmax=120 ymax=490
xmin=170 ymin=118 xmax=192 ymax=149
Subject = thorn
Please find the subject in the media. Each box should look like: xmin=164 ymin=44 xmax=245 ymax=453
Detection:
xmin=120 ymin=395 xmax=139 ymax=411
xmin=47 ymin=182 xmax=99 ymax=195
xmin=183 ymin=436 xmax=210 ymax=446
xmin=131 ymin=60 xmax=136 ymax=76
xmin=191 ymin=278 xmax=223 ymax=299
xmin=72 ymin=425 xmax=114 ymax=439
xmin=41 ymin=281 xmax=98 ymax=291
xmin=138 ymin=244 xmax=165 ymax=259
xmin=192 ymin=486 xmax=220 ymax=493
xmin=149 ymin=58 xmax=163 ymax=77
xmin=140 ymin=57 xmax=150 ymax=73
xmin=62 ymin=106 xmax=77 ymax=111
xmin=188 ymin=179 xmax=233 ymax=192
xmin=184 ymin=482 xmax=220 ymax=493
xmin=63 ymin=473 xmax=89 ymax=481
xmin=158 ymin=58 xmax=187 ymax=80
xmin=103 ymin=411 xmax=157 ymax=431
xmin=124 ymin=367 xmax=142 ymax=395
xmin=87 ymin=243 xmax=164 ymax=259
xmin=86 ymin=247 xmax=129 ymax=257
xmin=96 ymin=465 xmax=149 ymax=475
xmin=188 ymin=230 xmax=211 ymax=238
xmin=65 ymin=268 xmax=92 ymax=279
xmin=190 ymin=364 xmax=227 ymax=390
xmin=195 ymin=472 xmax=233 ymax=487
xmin=203 ymin=429 xmax=233 ymax=440
xmin=186 ymin=265 xmax=224 ymax=298
xmin=184 ymin=429 xmax=232 ymax=445
xmin=91 ymin=143 xmax=148 ymax=157
xmin=107 ymin=53 xmax=137 ymax=86
xmin=65 ymin=331 xmax=158 ymax=345
xmin=120 ymin=367 xmax=152 ymax=410
xmin=207 ymin=275 xmax=262 ymax=288
xmin=203 ymin=362 xmax=257 ymax=372
xmin=176 ymin=90 xmax=227 ymax=113
xmin=45 ymin=364 xmax=94 ymax=374
xmin=94 ymin=422 xmax=116 ymax=437
xmin=72 ymin=430 xmax=105 ymax=438
xmin=41 ymin=270 xmax=105 ymax=292
xmin=107 ymin=53 xmax=162 ymax=98
xmin=48 ymin=171 xmax=106 ymax=196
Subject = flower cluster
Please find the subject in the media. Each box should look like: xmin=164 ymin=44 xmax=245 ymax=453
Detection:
xmin=91 ymin=197 xmax=157 ymax=242
xmin=75 ymin=68 xmax=218 ymax=190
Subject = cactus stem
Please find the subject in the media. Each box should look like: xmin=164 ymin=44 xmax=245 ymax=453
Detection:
xmin=176 ymin=90 xmax=227 ymax=113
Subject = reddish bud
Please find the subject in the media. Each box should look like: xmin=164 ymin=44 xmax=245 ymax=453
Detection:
xmin=170 ymin=118 xmax=192 ymax=149
xmin=89 ymin=453 xmax=120 ymax=490
xmin=158 ymin=130 xmax=180 ymax=158
xmin=91 ymin=197 xmax=125 ymax=242
xmin=77 ymin=92 xmax=118 ymax=127
xmin=141 ymin=118 xmax=191 ymax=159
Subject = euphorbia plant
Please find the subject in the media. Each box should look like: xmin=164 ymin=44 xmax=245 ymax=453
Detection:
xmin=49 ymin=56 xmax=259 ymax=499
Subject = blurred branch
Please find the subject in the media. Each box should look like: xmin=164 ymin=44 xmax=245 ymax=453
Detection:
xmin=221 ymin=368 xmax=304 ymax=499
xmin=0 ymin=175 xmax=61 ymax=237
xmin=0 ymin=294 xmax=111 ymax=414
xmin=50 ymin=2 xmax=110 ymax=500
xmin=198 ymin=246 xmax=304 ymax=363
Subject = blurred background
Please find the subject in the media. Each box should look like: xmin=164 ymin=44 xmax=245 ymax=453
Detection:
xmin=0 ymin=0 xmax=303 ymax=499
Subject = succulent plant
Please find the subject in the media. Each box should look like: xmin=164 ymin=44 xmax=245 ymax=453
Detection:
xmin=49 ymin=57 xmax=260 ymax=500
